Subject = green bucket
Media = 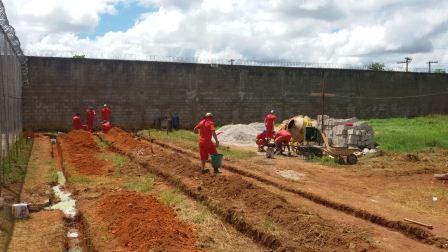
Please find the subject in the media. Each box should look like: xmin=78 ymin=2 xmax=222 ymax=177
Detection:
xmin=211 ymin=154 xmax=223 ymax=169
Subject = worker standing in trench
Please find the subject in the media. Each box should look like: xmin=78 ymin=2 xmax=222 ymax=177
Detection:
xmin=86 ymin=107 xmax=96 ymax=132
xmin=265 ymin=110 xmax=277 ymax=139
xmin=194 ymin=112 xmax=220 ymax=174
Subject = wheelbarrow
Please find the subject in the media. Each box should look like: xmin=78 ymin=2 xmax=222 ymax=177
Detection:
xmin=298 ymin=126 xmax=362 ymax=165
xmin=320 ymin=129 xmax=362 ymax=165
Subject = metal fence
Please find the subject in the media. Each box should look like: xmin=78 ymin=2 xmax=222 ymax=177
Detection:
xmin=0 ymin=0 xmax=26 ymax=182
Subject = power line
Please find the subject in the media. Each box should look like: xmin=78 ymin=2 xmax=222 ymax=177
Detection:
xmin=397 ymin=57 xmax=412 ymax=72
xmin=427 ymin=60 xmax=438 ymax=73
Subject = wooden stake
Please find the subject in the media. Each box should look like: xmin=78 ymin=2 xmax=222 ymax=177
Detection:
xmin=404 ymin=218 xmax=433 ymax=229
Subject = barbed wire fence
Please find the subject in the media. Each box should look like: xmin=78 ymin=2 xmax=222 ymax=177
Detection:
xmin=25 ymin=49 xmax=445 ymax=74
xmin=0 ymin=0 xmax=30 ymax=249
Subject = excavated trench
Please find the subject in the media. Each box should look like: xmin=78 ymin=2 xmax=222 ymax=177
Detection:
xmin=100 ymin=128 xmax=377 ymax=251
xmin=53 ymin=137 xmax=94 ymax=252
xmin=141 ymin=134 xmax=448 ymax=249
xmin=57 ymin=130 xmax=199 ymax=252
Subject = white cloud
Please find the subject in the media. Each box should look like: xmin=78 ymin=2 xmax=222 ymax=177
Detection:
xmin=3 ymin=0 xmax=448 ymax=69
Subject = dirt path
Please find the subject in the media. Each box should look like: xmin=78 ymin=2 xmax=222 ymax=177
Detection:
xmin=8 ymin=135 xmax=65 ymax=252
xmin=143 ymin=133 xmax=448 ymax=250
xmin=104 ymin=128 xmax=377 ymax=251
xmin=244 ymin=153 xmax=448 ymax=239
xmin=8 ymin=211 xmax=65 ymax=252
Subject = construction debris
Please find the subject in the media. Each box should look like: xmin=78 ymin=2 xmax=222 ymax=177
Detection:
xmin=317 ymin=115 xmax=376 ymax=149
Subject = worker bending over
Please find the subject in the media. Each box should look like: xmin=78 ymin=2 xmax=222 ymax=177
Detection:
xmin=72 ymin=113 xmax=82 ymax=130
xmin=275 ymin=130 xmax=292 ymax=156
xmin=86 ymin=107 xmax=96 ymax=132
xmin=194 ymin=112 xmax=220 ymax=174
xmin=264 ymin=110 xmax=277 ymax=139
xmin=256 ymin=130 xmax=269 ymax=152
xmin=101 ymin=104 xmax=112 ymax=122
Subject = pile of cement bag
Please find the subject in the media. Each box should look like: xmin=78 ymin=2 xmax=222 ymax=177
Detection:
xmin=317 ymin=115 xmax=375 ymax=149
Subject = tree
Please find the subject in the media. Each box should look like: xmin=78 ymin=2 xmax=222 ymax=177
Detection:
xmin=433 ymin=69 xmax=446 ymax=73
xmin=72 ymin=54 xmax=86 ymax=58
xmin=368 ymin=62 xmax=385 ymax=71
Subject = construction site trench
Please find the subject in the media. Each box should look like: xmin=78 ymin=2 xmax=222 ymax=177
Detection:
xmin=6 ymin=128 xmax=448 ymax=251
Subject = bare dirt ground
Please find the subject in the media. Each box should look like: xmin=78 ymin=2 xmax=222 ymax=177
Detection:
xmin=8 ymin=135 xmax=65 ymax=251
xmin=8 ymin=211 xmax=65 ymax=252
xmin=145 ymin=133 xmax=448 ymax=251
xmin=242 ymin=150 xmax=448 ymax=239
xmin=104 ymin=128 xmax=379 ymax=251
xmin=83 ymin=191 xmax=198 ymax=251
xmin=58 ymin=129 xmax=263 ymax=251
xmin=10 ymin=128 xmax=446 ymax=251
xmin=20 ymin=135 xmax=56 ymax=206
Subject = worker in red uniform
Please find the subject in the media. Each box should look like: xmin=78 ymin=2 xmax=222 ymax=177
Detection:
xmin=264 ymin=110 xmax=277 ymax=139
xmin=72 ymin=113 xmax=82 ymax=130
xmin=194 ymin=112 xmax=220 ymax=174
xmin=275 ymin=130 xmax=292 ymax=156
xmin=256 ymin=130 xmax=269 ymax=152
xmin=101 ymin=104 xmax=112 ymax=122
xmin=86 ymin=107 xmax=96 ymax=132
xmin=102 ymin=120 xmax=112 ymax=133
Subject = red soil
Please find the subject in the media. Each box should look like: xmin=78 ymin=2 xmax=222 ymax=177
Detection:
xmin=105 ymin=128 xmax=155 ymax=153
xmin=94 ymin=191 xmax=198 ymax=252
xmin=105 ymin=128 xmax=372 ymax=251
xmin=58 ymin=130 xmax=110 ymax=175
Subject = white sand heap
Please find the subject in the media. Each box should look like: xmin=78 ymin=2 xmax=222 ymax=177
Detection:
xmin=217 ymin=122 xmax=265 ymax=146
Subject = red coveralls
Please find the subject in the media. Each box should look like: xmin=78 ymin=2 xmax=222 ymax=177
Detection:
xmin=256 ymin=131 xmax=268 ymax=147
xmin=102 ymin=121 xmax=111 ymax=133
xmin=72 ymin=115 xmax=82 ymax=130
xmin=275 ymin=130 xmax=292 ymax=145
xmin=101 ymin=107 xmax=112 ymax=121
xmin=194 ymin=118 xmax=217 ymax=161
xmin=86 ymin=109 xmax=96 ymax=132
xmin=264 ymin=113 xmax=277 ymax=138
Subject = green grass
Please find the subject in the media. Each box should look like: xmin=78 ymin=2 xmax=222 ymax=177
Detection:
xmin=159 ymin=190 xmax=183 ymax=207
xmin=68 ymin=175 xmax=92 ymax=185
xmin=94 ymin=137 xmax=109 ymax=150
xmin=0 ymin=137 xmax=33 ymax=184
xmin=139 ymin=129 xmax=256 ymax=160
xmin=368 ymin=115 xmax=448 ymax=152
xmin=97 ymin=152 xmax=129 ymax=172
xmin=309 ymin=156 xmax=338 ymax=166
xmin=125 ymin=175 xmax=155 ymax=192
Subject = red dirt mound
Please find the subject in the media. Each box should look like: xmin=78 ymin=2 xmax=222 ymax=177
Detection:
xmin=59 ymin=130 xmax=110 ymax=175
xmin=105 ymin=128 xmax=151 ymax=152
xmin=95 ymin=191 xmax=198 ymax=252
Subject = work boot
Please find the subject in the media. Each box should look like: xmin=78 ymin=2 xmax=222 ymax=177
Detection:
xmin=201 ymin=168 xmax=210 ymax=174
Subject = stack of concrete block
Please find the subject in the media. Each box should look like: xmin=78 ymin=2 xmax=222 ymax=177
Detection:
xmin=317 ymin=115 xmax=375 ymax=149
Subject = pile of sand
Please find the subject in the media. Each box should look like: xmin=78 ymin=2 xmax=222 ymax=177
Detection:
xmin=217 ymin=122 xmax=265 ymax=146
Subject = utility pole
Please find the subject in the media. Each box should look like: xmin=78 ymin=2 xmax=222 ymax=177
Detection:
xmin=229 ymin=59 xmax=235 ymax=65
xmin=427 ymin=60 xmax=438 ymax=73
xmin=397 ymin=57 xmax=412 ymax=72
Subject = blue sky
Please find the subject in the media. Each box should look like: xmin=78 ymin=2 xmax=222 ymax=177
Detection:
xmin=79 ymin=2 xmax=157 ymax=39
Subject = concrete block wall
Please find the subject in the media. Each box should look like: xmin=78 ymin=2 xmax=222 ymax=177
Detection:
xmin=23 ymin=56 xmax=448 ymax=131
